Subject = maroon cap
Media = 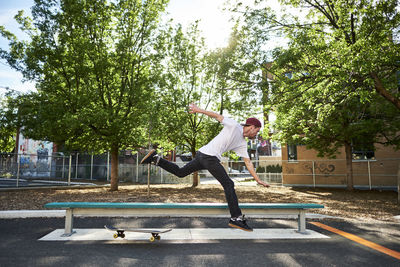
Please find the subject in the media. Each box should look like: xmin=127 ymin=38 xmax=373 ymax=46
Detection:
xmin=242 ymin=117 xmax=262 ymax=128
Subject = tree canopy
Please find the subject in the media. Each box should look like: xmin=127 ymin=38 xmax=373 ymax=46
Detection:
xmin=0 ymin=91 xmax=19 ymax=152
xmin=0 ymin=0 xmax=170 ymax=190
xmin=234 ymin=0 xmax=400 ymax=189
xmin=0 ymin=0 xmax=264 ymax=189
xmin=152 ymin=22 xmax=265 ymax=185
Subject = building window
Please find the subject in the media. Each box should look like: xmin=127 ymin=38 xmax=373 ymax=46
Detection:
xmin=352 ymin=139 xmax=375 ymax=160
xmin=287 ymin=144 xmax=297 ymax=161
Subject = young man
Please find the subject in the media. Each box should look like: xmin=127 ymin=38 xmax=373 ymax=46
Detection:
xmin=140 ymin=103 xmax=270 ymax=231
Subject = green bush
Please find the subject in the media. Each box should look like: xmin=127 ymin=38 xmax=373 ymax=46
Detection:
xmin=257 ymin=164 xmax=282 ymax=173
xmin=266 ymin=164 xmax=282 ymax=173
xmin=256 ymin=166 xmax=265 ymax=173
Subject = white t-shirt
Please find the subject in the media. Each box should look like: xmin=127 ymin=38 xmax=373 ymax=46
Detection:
xmin=198 ymin=117 xmax=249 ymax=160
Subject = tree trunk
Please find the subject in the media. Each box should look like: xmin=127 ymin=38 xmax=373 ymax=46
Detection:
xmin=344 ymin=142 xmax=354 ymax=191
xmin=191 ymin=149 xmax=199 ymax=187
xmin=192 ymin=171 xmax=199 ymax=187
xmin=110 ymin=144 xmax=119 ymax=191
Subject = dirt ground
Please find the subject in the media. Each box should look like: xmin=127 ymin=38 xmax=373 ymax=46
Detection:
xmin=1 ymin=184 xmax=399 ymax=223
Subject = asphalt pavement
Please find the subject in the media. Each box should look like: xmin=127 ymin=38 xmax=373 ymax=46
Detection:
xmin=0 ymin=216 xmax=399 ymax=267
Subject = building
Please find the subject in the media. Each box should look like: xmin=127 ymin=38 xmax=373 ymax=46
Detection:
xmin=263 ymin=62 xmax=400 ymax=190
xmin=281 ymin=143 xmax=400 ymax=190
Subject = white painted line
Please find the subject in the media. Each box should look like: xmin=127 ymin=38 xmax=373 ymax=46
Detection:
xmin=39 ymin=228 xmax=329 ymax=241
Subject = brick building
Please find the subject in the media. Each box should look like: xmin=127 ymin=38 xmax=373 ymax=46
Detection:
xmin=280 ymin=144 xmax=400 ymax=189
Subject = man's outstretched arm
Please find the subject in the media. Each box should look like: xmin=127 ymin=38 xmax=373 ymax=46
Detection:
xmin=188 ymin=103 xmax=224 ymax=122
xmin=243 ymin=158 xmax=270 ymax=187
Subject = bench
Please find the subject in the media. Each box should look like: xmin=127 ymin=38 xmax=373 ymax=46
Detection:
xmin=44 ymin=202 xmax=324 ymax=236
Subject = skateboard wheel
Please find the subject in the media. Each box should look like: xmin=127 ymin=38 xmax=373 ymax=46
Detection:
xmin=113 ymin=233 xmax=118 ymax=239
xmin=156 ymin=236 xmax=160 ymax=240
xmin=149 ymin=236 xmax=155 ymax=242
xmin=121 ymin=234 xmax=125 ymax=238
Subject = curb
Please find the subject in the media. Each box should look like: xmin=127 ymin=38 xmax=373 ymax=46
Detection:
xmin=0 ymin=210 xmax=66 ymax=218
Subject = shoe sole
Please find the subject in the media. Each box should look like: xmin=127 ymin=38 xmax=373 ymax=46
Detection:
xmin=140 ymin=149 xmax=156 ymax=164
xmin=228 ymin=223 xmax=253 ymax=232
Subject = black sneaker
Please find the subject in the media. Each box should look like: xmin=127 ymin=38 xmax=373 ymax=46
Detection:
xmin=140 ymin=149 xmax=157 ymax=164
xmin=228 ymin=215 xmax=253 ymax=232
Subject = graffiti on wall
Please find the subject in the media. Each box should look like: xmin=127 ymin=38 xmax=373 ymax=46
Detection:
xmin=303 ymin=162 xmax=336 ymax=177
xmin=18 ymin=133 xmax=53 ymax=177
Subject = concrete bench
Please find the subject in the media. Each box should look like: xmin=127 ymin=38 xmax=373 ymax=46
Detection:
xmin=44 ymin=202 xmax=324 ymax=235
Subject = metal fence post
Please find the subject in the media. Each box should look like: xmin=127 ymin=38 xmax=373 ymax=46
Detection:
xmin=160 ymin=149 xmax=164 ymax=184
xmin=312 ymin=161 xmax=316 ymax=188
xmin=136 ymin=151 xmax=139 ymax=183
xmin=368 ymin=160 xmax=371 ymax=190
xmin=75 ymin=153 xmax=79 ymax=179
xmin=16 ymin=154 xmax=20 ymax=187
xmin=90 ymin=154 xmax=94 ymax=180
xmin=48 ymin=154 xmax=52 ymax=179
xmin=107 ymin=151 xmax=110 ymax=181
xmin=147 ymin=163 xmax=150 ymax=197
xmin=62 ymin=156 xmax=65 ymax=179
xmin=68 ymin=155 xmax=72 ymax=186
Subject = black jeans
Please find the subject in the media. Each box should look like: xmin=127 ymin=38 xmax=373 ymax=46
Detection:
xmin=157 ymin=151 xmax=242 ymax=218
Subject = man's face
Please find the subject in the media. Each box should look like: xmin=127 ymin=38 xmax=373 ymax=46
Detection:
xmin=244 ymin=125 xmax=261 ymax=139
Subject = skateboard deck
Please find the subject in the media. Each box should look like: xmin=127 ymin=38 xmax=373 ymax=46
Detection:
xmin=104 ymin=225 xmax=172 ymax=242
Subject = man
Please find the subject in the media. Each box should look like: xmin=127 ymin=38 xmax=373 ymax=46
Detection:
xmin=140 ymin=103 xmax=270 ymax=231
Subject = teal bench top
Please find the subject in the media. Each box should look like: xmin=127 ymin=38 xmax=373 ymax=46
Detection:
xmin=44 ymin=202 xmax=324 ymax=209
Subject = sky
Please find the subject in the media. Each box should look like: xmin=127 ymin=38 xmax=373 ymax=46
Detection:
xmin=0 ymin=0 xmax=281 ymax=95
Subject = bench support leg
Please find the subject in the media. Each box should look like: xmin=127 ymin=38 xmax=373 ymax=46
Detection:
xmin=298 ymin=210 xmax=306 ymax=233
xmin=62 ymin=209 xmax=75 ymax=236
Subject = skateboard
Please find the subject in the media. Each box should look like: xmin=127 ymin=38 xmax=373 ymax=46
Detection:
xmin=104 ymin=225 xmax=172 ymax=242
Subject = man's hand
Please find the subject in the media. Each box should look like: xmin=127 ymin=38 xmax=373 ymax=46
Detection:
xmin=188 ymin=103 xmax=201 ymax=114
xmin=243 ymin=158 xmax=271 ymax=188
xmin=256 ymin=180 xmax=270 ymax=187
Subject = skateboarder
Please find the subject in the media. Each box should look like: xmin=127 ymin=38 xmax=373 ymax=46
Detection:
xmin=141 ymin=103 xmax=270 ymax=231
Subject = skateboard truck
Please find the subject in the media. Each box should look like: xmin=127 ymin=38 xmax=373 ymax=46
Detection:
xmin=149 ymin=233 xmax=161 ymax=242
xmin=113 ymin=230 xmax=125 ymax=239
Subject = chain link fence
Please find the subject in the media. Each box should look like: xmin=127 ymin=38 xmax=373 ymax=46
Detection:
xmin=0 ymin=151 xmax=282 ymax=187
xmin=2 ymin=151 xmax=398 ymax=190
xmin=282 ymin=158 xmax=400 ymax=190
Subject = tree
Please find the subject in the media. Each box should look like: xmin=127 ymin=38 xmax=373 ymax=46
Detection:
xmin=0 ymin=91 xmax=19 ymax=152
xmin=232 ymin=0 xmax=400 ymax=190
xmin=270 ymin=82 xmax=400 ymax=189
xmin=152 ymin=22 xmax=219 ymax=187
xmin=0 ymin=0 xmax=169 ymax=191
xmin=207 ymin=26 xmax=265 ymax=120
xmin=228 ymin=2 xmax=275 ymax=127
xmin=153 ymin=22 xmax=265 ymax=186
xmin=235 ymin=0 xmax=400 ymax=108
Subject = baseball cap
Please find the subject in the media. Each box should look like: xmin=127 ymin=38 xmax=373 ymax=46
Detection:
xmin=241 ymin=117 xmax=262 ymax=128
